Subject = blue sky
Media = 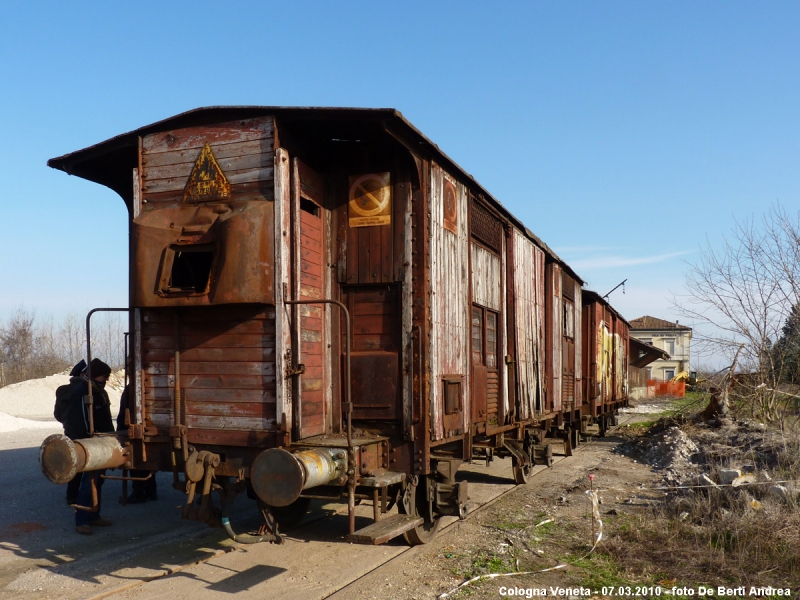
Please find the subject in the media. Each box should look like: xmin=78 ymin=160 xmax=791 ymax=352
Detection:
xmin=1 ymin=2 xmax=798 ymax=366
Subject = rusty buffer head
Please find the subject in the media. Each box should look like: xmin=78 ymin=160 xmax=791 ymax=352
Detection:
xmin=250 ymin=448 xmax=305 ymax=507
xmin=39 ymin=434 xmax=80 ymax=484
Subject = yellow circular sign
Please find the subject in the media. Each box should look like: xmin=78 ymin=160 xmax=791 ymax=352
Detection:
xmin=349 ymin=174 xmax=391 ymax=217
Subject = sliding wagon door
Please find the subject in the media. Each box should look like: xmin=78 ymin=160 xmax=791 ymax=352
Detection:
xmin=293 ymin=160 xmax=328 ymax=439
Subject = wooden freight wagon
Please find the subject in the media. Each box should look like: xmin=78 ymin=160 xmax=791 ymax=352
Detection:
xmin=41 ymin=107 xmax=591 ymax=546
xmin=580 ymin=290 xmax=630 ymax=434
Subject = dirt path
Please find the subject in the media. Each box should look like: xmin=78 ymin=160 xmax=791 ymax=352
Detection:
xmin=330 ymin=431 xmax=661 ymax=600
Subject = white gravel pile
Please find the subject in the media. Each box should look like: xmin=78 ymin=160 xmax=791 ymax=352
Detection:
xmin=639 ymin=426 xmax=699 ymax=470
xmin=0 ymin=373 xmax=122 ymax=421
xmin=0 ymin=412 xmax=62 ymax=433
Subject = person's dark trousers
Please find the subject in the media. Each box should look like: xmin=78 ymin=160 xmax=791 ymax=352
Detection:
xmin=66 ymin=474 xmax=81 ymax=505
xmin=75 ymin=470 xmax=105 ymax=526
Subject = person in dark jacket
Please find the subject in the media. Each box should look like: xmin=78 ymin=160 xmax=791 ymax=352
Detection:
xmin=56 ymin=360 xmax=87 ymax=505
xmin=116 ymin=385 xmax=157 ymax=503
xmin=62 ymin=358 xmax=116 ymax=535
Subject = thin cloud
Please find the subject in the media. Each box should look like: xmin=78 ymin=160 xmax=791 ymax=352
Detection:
xmin=555 ymin=245 xmax=624 ymax=254
xmin=570 ymin=250 xmax=693 ymax=270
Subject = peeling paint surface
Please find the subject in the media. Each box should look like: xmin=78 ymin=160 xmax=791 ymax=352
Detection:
xmin=429 ymin=166 xmax=470 ymax=439
xmin=512 ymin=230 xmax=545 ymax=419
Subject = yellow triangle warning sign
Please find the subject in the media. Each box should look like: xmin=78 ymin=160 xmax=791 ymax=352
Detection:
xmin=183 ymin=143 xmax=231 ymax=202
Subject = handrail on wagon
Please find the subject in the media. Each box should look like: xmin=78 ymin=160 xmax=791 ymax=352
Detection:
xmin=282 ymin=296 xmax=355 ymax=533
xmin=85 ymin=308 xmax=131 ymax=437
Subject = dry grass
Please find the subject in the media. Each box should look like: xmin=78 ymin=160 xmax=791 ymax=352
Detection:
xmin=603 ymin=428 xmax=800 ymax=589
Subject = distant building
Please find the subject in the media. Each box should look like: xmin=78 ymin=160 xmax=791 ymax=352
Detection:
xmin=629 ymin=316 xmax=692 ymax=381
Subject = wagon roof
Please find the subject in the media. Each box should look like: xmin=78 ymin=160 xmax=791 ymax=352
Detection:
xmin=48 ymin=105 xmax=581 ymax=282
xmin=581 ymin=289 xmax=630 ymax=328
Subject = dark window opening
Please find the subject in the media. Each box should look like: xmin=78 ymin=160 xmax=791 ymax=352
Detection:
xmin=168 ymin=246 xmax=214 ymax=293
xmin=444 ymin=378 xmax=462 ymax=415
xmin=300 ymin=197 xmax=320 ymax=217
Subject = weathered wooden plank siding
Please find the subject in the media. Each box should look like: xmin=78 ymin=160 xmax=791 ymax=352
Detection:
xmin=550 ymin=264 xmax=563 ymax=413
xmin=500 ymin=238 xmax=510 ymax=420
xmin=470 ymin=242 xmax=503 ymax=422
xmin=471 ymin=244 xmax=502 ymax=312
xmin=429 ymin=165 xmax=470 ymax=440
xmin=141 ymin=117 xmax=274 ymax=204
xmin=274 ymin=148 xmax=292 ymax=437
xmin=574 ymin=279 xmax=583 ymax=408
xmin=512 ymin=231 xmax=546 ymax=420
xmin=142 ymin=306 xmax=277 ymax=439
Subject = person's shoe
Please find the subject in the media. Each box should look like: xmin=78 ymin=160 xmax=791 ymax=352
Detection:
xmin=88 ymin=518 xmax=112 ymax=527
xmin=126 ymin=494 xmax=147 ymax=504
xmin=76 ymin=525 xmax=92 ymax=535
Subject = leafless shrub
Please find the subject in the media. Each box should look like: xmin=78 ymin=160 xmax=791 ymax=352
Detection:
xmin=674 ymin=205 xmax=800 ymax=424
xmin=0 ymin=307 xmax=127 ymax=388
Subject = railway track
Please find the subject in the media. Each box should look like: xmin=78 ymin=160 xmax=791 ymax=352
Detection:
xmin=89 ymin=426 xmax=624 ymax=600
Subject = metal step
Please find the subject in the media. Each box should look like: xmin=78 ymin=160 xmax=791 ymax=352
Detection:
xmin=347 ymin=513 xmax=423 ymax=545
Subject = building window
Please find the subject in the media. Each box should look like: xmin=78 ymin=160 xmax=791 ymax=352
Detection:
xmin=664 ymin=339 xmax=675 ymax=355
xmin=664 ymin=369 xmax=675 ymax=381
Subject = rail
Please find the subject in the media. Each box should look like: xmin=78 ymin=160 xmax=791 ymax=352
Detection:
xmin=85 ymin=308 xmax=130 ymax=436
xmin=282 ymin=296 xmax=355 ymax=534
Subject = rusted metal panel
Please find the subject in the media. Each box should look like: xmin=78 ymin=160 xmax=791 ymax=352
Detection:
xmin=131 ymin=117 xmax=276 ymax=309
xmin=274 ymin=148 xmax=292 ymax=439
xmin=511 ymin=230 xmax=545 ymax=420
xmin=429 ymin=166 xmax=470 ymax=440
xmin=470 ymin=243 xmax=502 ymax=311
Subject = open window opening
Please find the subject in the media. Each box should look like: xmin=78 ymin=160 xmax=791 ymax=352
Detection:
xmin=300 ymin=197 xmax=320 ymax=217
xmin=160 ymin=244 xmax=215 ymax=295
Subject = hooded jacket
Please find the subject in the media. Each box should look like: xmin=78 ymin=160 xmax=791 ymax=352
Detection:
xmin=60 ymin=377 xmax=115 ymax=440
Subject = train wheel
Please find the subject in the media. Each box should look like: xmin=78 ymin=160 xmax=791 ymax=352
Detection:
xmin=261 ymin=497 xmax=311 ymax=531
xmin=399 ymin=479 xmax=441 ymax=545
xmin=512 ymin=456 xmax=532 ymax=484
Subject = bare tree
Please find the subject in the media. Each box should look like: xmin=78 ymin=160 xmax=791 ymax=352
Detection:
xmin=0 ymin=307 xmax=127 ymax=388
xmin=674 ymin=205 xmax=800 ymax=422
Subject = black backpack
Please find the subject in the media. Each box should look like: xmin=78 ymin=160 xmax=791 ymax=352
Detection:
xmin=54 ymin=380 xmax=81 ymax=423
xmin=54 ymin=360 xmax=86 ymax=423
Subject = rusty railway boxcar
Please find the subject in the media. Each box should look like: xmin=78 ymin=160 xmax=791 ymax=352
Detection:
xmin=581 ymin=290 xmax=631 ymax=435
xmin=40 ymin=107 xmax=623 ymax=546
